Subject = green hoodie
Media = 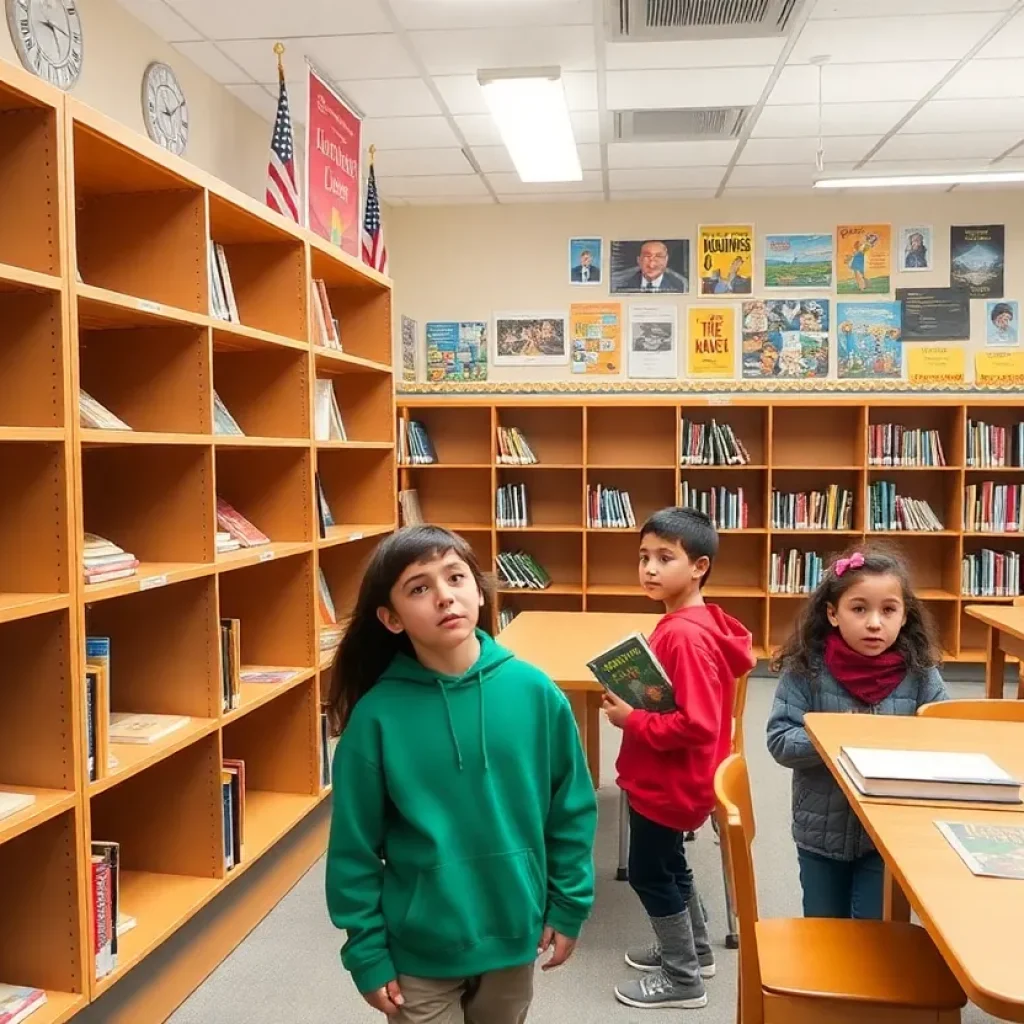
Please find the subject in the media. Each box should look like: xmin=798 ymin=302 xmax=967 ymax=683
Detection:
xmin=326 ymin=631 xmax=597 ymax=993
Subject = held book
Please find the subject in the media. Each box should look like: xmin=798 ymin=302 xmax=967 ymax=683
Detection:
xmin=838 ymin=747 xmax=1022 ymax=804
xmin=586 ymin=633 xmax=676 ymax=713
xmin=0 ymin=984 xmax=46 ymax=1024
xmin=937 ymin=821 xmax=1024 ymax=880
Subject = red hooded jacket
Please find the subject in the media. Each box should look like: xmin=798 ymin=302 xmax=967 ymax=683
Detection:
xmin=616 ymin=604 xmax=756 ymax=831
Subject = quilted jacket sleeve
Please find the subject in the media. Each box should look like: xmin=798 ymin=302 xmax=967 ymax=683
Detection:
xmin=765 ymin=671 xmax=824 ymax=772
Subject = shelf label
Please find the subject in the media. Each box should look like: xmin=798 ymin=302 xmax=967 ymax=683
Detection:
xmin=708 ymin=395 xmax=732 ymax=406
xmin=137 ymin=299 xmax=161 ymax=314
xmin=349 ymin=532 xmax=364 ymax=542
xmin=139 ymin=573 xmax=168 ymax=591
xmin=258 ymin=549 xmax=275 ymax=562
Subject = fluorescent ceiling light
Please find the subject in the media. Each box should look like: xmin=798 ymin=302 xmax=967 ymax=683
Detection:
xmin=815 ymin=171 xmax=1024 ymax=189
xmin=478 ymin=67 xmax=582 ymax=183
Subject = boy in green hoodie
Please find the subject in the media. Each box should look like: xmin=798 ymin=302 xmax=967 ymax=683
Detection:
xmin=325 ymin=526 xmax=598 ymax=1022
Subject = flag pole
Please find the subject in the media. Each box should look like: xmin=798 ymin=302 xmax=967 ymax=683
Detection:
xmin=274 ymin=41 xmax=285 ymax=81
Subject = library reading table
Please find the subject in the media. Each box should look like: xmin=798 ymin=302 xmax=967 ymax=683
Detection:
xmin=805 ymin=712 xmax=1024 ymax=1022
xmin=964 ymin=604 xmax=1024 ymax=699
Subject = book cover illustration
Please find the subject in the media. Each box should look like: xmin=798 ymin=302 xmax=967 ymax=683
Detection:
xmin=586 ymin=633 xmax=676 ymax=713
xmin=937 ymin=820 xmax=1024 ymax=880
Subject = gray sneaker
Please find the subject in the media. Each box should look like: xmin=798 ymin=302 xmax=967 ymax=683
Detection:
xmin=614 ymin=969 xmax=708 ymax=1010
xmin=624 ymin=942 xmax=716 ymax=978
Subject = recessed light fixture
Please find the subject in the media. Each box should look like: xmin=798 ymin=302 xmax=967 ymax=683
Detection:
xmin=477 ymin=67 xmax=582 ymax=183
xmin=815 ymin=171 xmax=1024 ymax=189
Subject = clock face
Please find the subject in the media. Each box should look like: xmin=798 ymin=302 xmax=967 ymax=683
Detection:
xmin=142 ymin=62 xmax=188 ymax=156
xmin=6 ymin=0 xmax=83 ymax=90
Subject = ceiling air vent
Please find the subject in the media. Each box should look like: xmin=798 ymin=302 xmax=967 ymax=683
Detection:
xmin=614 ymin=106 xmax=751 ymax=142
xmin=610 ymin=0 xmax=806 ymax=40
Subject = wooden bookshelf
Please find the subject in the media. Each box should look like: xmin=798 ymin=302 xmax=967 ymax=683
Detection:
xmin=0 ymin=55 xmax=393 ymax=1024
xmin=398 ymin=396 xmax=1024 ymax=663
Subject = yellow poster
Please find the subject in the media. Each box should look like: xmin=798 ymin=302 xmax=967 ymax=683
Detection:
xmin=570 ymin=302 xmax=621 ymax=375
xmin=975 ymin=349 xmax=1024 ymax=386
xmin=906 ymin=345 xmax=965 ymax=385
xmin=696 ymin=225 xmax=753 ymax=295
xmin=687 ymin=306 xmax=736 ymax=378
xmin=837 ymin=223 xmax=892 ymax=294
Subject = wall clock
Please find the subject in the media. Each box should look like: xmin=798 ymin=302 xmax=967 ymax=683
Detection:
xmin=6 ymin=0 xmax=83 ymax=90
xmin=142 ymin=61 xmax=188 ymax=156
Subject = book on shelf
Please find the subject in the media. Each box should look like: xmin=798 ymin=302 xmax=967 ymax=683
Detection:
xmin=239 ymin=667 xmax=299 ymax=684
xmin=966 ymin=418 xmax=1024 ymax=469
xmin=963 ymin=482 xmax=1023 ymax=533
xmin=216 ymin=497 xmax=271 ymax=548
xmin=314 ymin=379 xmax=347 ymax=442
xmin=497 ymin=551 xmax=552 ymax=590
xmin=771 ymin=486 xmax=853 ymax=531
xmin=496 ymin=426 xmax=538 ymax=465
xmin=680 ymin=418 xmax=750 ymax=466
xmin=208 ymin=240 xmax=238 ymax=323
xmin=496 ymin=483 xmax=529 ymax=528
xmin=216 ymin=530 xmax=241 ymax=555
xmin=868 ymin=424 xmax=946 ymax=467
xmin=80 ymin=389 xmax=131 ymax=431
xmin=398 ymin=418 xmax=437 ymax=465
xmin=83 ymin=533 xmax=139 ymax=585
xmin=318 ymin=568 xmax=344 ymax=659
xmin=91 ymin=840 xmax=120 ymax=979
xmin=213 ymin=391 xmax=245 ymax=436
xmin=108 ymin=712 xmax=191 ymax=745
xmin=319 ymin=710 xmax=337 ymax=788
xmin=961 ymin=549 xmax=1021 ymax=598
xmin=220 ymin=618 xmax=242 ymax=711
xmin=838 ymin=747 xmax=1021 ymax=804
xmin=222 ymin=759 xmax=245 ymax=870
xmin=586 ymin=633 xmax=675 ymax=713
xmin=0 ymin=791 xmax=36 ymax=822
xmin=937 ymin=821 xmax=1024 ymax=880
xmin=868 ymin=481 xmax=944 ymax=531
xmin=770 ymin=549 xmax=824 ymax=595
xmin=85 ymin=636 xmax=113 ymax=780
xmin=587 ymin=484 xmax=636 ymax=529
xmin=680 ymin=481 xmax=748 ymax=530
xmin=311 ymin=278 xmax=341 ymax=350
xmin=398 ymin=488 xmax=424 ymax=526
xmin=0 ymin=984 xmax=46 ymax=1024
xmin=316 ymin=473 xmax=335 ymax=538
xmin=116 ymin=910 xmax=137 ymax=938
xmin=498 ymin=607 xmax=519 ymax=631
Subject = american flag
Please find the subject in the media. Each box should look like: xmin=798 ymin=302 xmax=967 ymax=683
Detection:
xmin=266 ymin=65 xmax=299 ymax=222
xmin=361 ymin=161 xmax=388 ymax=274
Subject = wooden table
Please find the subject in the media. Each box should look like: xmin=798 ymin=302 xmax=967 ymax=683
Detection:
xmin=964 ymin=604 xmax=1024 ymax=699
xmin=496 ymin=610 xmax=661 ymax=788
xmin=805 ymin=712 xmax=1024 ymax=1022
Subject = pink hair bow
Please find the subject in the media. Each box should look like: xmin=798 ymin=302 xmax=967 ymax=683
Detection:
xmin=834 ymin=552 xmax=865 ymax=577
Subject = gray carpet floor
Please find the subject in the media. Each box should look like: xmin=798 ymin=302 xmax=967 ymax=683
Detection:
xmin=170 ymin=675 xmax=999 ymax=1024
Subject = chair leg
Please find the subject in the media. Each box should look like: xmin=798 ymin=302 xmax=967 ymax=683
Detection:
xmin=616 ymin=788 xmax=629 ymax=881
xmin=712 ymin=816 xmax=740 ymax=949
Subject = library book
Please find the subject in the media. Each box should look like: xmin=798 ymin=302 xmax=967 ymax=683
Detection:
xmin=586 ymin=633 xmax=675 ymax=713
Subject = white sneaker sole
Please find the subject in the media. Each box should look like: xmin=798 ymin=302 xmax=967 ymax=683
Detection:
xmin=614 ymin=987 xmax=709 ymax=1010
xmin=624 ymin=954 xmax=716 ymax=979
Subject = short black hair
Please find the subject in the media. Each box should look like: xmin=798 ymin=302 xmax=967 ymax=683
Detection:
xmin=640 ymin=506 xmax=719 ymax=588
xmin=991 ymin=302 xmax=1014 ymax=323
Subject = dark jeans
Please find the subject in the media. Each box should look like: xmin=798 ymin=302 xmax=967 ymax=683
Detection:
xmin=797 ymin=848 xmax=884 ymax=920
xmin=628 ymin=805 xmax=693 ymax=918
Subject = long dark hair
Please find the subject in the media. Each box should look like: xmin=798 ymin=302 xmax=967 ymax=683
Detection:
xmin=771 ymin=542 xmax=940 ymax=679
xmin=326 ymin=526 xmax=494 ymax=734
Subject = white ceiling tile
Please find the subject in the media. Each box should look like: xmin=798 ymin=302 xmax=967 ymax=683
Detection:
xmin=172 ymin=41 xmax=249 ymax=83
xmin=220 ymin=36 xmax=417 ymax=84
xmin=373 ymin=148 xmax=475 ymax=176
xmin=409 ymin=26 xmax=595 ymax=76
xmin=433 ymin=72 xmax=597 ymax=116
xmin=336 ymin=78 xmax=441 ymax=118
xmin=902 ymin=97 xmax=1024 ymax=132
xmin=472 ymin=143 xmax=602 ymax=173
xmin=721 ymin=186 xmax=822 ymax=198
xmin=875 ymin=130 xmax=1023 ymax=160
xmin=404 ymin=195 xmax=496 ymax=206
xmin=607 ymin=67 xmax=772 ymax=111
xmin=607 ymin=140 xmax=738 ymax=169
xmin=485 ymin=170 xmax=604 ymax=194
xmin=863 ymin=158 xmax=1007 ymax=172
xmin=978 ymin=10 xmax=1024 ymax=58
xmin=377 ymin=175 xmax=489 ymax=197
xmin=995 ymin=153 xmax=1024 ymax=167
xmin=812 ymin=0 xmax=1014 ymax=16
xmin=117 ymin=0 xmax=202 ymax=40
xmin=363 ymin=116 xmax=460 ymax=150
xmin=609 ymin=189 xmax=718 ymax=200
xmin=768 ymin=62 xmax=956 ymax=105
xmin=226 ymin=83 xmax=277 ymax=121
xmin=727 ymin=163 xmax=857 ymax=187
xmin=455 ymin=110 xmax=601 ymax=146
xmin=751 ymin=102 xmax=912 ymax=138
xmin=937 ymin=58 xmax=1024 ymax=98
xmin=605 ymin=37 xmax=784 ymax=71
xmin=608 ymin=167 xmax=726 ymax=190
xmin=739 ymin=136 xmax=879 ymax=165
xmin=497 ymin=192 xmax=604 ymax=203
xmin=391 ymin=0 xmax=593 ymax=31
xmin=164 ymin=0 xmax=392 ymax=37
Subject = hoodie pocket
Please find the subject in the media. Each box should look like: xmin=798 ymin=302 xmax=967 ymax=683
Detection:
xmin=394 ymin=849 xmax=544 ymax=955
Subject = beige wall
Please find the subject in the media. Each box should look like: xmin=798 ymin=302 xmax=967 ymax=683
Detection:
xmin=389 ymin=191 xmax=1023 ymax=385
xmin=0 ymin=0 xmax=270 ymax=197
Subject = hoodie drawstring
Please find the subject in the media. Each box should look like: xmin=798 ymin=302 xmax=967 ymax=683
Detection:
xmin=437 ymin=670 xmax=489 ymax=773
xmin=477 ymin=669 xmax=489 ymax=773
xmin=437 ymin=682 xmax=464 ymax=772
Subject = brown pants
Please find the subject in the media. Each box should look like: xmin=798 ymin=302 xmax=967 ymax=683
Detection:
xmin=392 ymin=964 xmax=534 ymax=1024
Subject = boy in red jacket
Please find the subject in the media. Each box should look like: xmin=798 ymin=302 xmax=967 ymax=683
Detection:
xmin=602 ymin=507 xmax=755 ymax=1011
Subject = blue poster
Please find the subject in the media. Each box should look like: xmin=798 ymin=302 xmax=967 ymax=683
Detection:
xmin=837 ymin=302 xmax=902 ymax=379
xmin=425 ymin=321 xmax=488 ymax=382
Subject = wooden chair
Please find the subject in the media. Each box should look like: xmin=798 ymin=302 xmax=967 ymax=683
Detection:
xmin=715 ymin=754 xmax=966 ymax=1024
xmin=718 ymin=671 xmax=750 ymax=949
xmin=919 ymin=699 xmax=1024 ymax=722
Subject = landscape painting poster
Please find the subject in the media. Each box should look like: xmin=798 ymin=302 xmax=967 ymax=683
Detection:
xmin=764 ymin=233 xmax=833 ymax=289
xmin=951 ymin=225 xmax=1004 ymax=299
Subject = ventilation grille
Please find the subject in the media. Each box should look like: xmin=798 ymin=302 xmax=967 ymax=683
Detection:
xmin=615 ymin=106 xmax=750 ymax=142
xmin=611 ymin=0 xmax=805 ymax=39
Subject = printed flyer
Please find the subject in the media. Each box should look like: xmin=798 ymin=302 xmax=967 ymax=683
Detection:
xmin=570 ymin=303 xmax=621 ymax=375
xmin=425 ymin=321 xmax=488 ymax=382
xmin=905 ymin=345 xmax=965 ymax=385
xmin=628 ymin=304 xmax=678 ymax=379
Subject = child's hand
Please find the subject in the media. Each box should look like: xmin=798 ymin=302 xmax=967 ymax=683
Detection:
xmin=363 ymin=979 xmax=404 ymax=1016
xmin=601 ymin=691 xmax=633 ymax=729
xmin=537 ymin=925 xmax=577 ymax=970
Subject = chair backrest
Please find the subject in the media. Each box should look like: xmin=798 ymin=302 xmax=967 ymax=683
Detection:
xmin=714 ymin=753 xmax=763 ymax=1024
xmin=732 ymin=672 xmax=750 ymax=754
xmin=918 ymin=698 xmax=1024 ymax=722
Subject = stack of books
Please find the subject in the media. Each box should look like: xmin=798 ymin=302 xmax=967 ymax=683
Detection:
xmin=208 ymin=240 xmax=239 ymax=322
xmin=398 ymin=419 xmax=437 ymax=465
xmin=213 ymin=391 xmax=244 ymax=436
xmin=80 ymin=389 xmax=131 ymax=430
xmin=771 ymin=486 xmax=854 ymax=531
xmin=963 ymin=482 xmax=1023 ymax=532
xmin=0 ymin=984 xmax=46 ymax=1023
xmin=108 ymin=712 xmax=191 ymax=745
xmin=216 ymin=498 xmax=270 ymax=548
xmin=220 ymin=618 xmax=241 ymax=711
xmin=868 ymin=424 xmax=946 ymax=467
xmin=83 ymin=533 xmax=139 ymax=585
xmin=680 ymin=419 xmax=750 ymax=465
xmin=497 ymin=551 xmax=552 ymax=590
xmin=498 ymin=607 xmax=519 ymax=631
xmin=222 ymin=759 xmax=245 ymax=871
xmin=962 ymin=549 xmax=1021 ymax=597
xmin=680 ymin=482 xmax=748 ymax=530
xmin=314 ymin=380 xmax=347 ymax=441
xmin=967 ymin=418 xmax=1024 ymax=468
xmin=496 ymin=483 xmax=529 ymax=528
xmin=587 ymin=484 xmax=636 ymax=529
xmin=310 ymin=278 xmax=341 ymax=349
xmin=496 ymin=426 xmax=538 ymax=465
xmin=770 ymin=549 xmax=824 ymax=594
xmin=318 ymin=567 xmax=344 ymax=663
xmin=869 ymin=481 xmax=944 ymax=532
xmin=398 ymin=488 xmax=423 ymax=526
xmin=216 ymin=530 xmax=241 ymax=555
